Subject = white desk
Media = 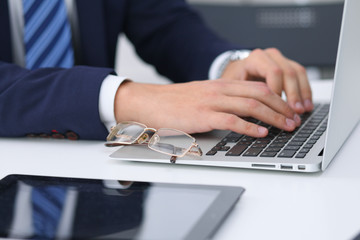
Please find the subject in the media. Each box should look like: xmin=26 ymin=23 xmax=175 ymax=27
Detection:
xmin=1 ymin=80 xmax=359 ymax=240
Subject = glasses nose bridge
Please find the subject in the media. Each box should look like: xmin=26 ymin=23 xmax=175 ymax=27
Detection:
xmin=137 ymin=128 xmax=157 ymax=144
xmin=145 ymin=127 xmax=157 ymax=133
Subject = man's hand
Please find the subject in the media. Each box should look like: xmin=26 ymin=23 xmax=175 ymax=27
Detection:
xmin=114 ymin=79 xmax=301 ymax=138
xmin=221 ymin=48 xmax=314 ymax=114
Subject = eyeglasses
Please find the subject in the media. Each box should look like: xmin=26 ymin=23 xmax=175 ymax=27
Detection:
xmin=105 ymin=121 xmax=202 ymax=163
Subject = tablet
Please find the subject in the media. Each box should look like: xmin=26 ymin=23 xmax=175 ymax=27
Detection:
xmin=0 ymin=174 xmax=244 ymax=240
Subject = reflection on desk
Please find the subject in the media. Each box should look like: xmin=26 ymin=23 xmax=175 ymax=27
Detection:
xmin=0 ymin=176 xmax=146 ymax=239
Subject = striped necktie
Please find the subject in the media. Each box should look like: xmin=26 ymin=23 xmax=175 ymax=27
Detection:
xmin=32 ymin=186 xmax=66 ymax=239
xmin=23 ymin=0 xmax=74 ymax=70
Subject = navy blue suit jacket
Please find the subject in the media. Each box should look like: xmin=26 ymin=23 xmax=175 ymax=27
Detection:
xmin=0 ymin=0 xmax=236 ymax=140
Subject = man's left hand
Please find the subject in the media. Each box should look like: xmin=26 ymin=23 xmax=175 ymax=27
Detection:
xmin=221 ymin=48 xmax=314 ymax=114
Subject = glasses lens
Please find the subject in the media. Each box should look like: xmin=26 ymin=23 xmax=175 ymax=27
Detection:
xmin=148 ymin=129 xmax=194 ymax=156
xmin=108 ymin=122 xmax=146 ymax=144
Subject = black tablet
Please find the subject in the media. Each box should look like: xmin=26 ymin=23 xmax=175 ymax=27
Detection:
xmin=0 ymin=174 xmax=244 ymax=240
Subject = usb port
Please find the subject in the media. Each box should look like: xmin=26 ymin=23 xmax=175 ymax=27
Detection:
xmin=280 ymin=165 xmax=293 ymax=170
xmin=298 ymin=165 xmax=306 ymax=170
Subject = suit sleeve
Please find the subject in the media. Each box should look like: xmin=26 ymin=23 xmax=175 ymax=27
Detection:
xmin=123 ymin=0 xmax=239 ymax=83
xmin=0 ymin=61 xmax=114 ymax=140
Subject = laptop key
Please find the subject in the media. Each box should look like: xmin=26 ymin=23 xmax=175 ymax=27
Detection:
xmin=244 ymin=117 xmax=258 ymax=123
xmin=318 ymin=127 xmax=327 ymax=132
xmin=291 ymin=137 xmax=307 ymax=143
xmin=242 ymin=136 xmax=256 ymax=142
xmin=276 ymin=135 xmax=292 ymax=140
xmin=311 ymin=135 xmax=321 ymax=140
xmin=295 ymin=133 xmax=311 ymax=138
xmin=302 ymin=126 xmax=317 ymax=131
xmin=221 ymin=137 xmax=241 ymax=143
xmin=260 ymin=151 xmax=277 ymax=157
xmin=268 ymin=143 xmax=286 ymax=148
xmin=288 ymin=141 xmax=303 ymax=146
xmin=299 ymin=129 xmax=313 ymax=134
xmin=299 ymin=148 xmax=310 ymax=153
xmin=252 ymin=143 xmax=267 ymax=148
xmin=216 ymin=141 xmax=227 ymax=146
xmin=273 ymin=138 xmax=289 ymax=144
xmin=284 ymin=145 xmax=300 ymax=151
xmin=212 ymin=146 xmax=230 ymax=151
xmin=238 ymin=141 xmax=253 ymax=146
xmin=295 ymin=152 xmax=307 ymax=158
xmin=226 ymin=144 xmax=248 ymax=156
xmin=254 ymin=139 xmax=271 ymax=144
xmin=303 ymin=143 xmax=314 ymax=149
xmin=278 ymin=150 xmax=297 ymax=158
xmin=206 ymin=150 xmax=217 ymax=156
xmin=264 ymin=147 xmax=281 ymax=152
xmin=313 ymin=131 xmax=323 ymax=136
xmin=243 ymin=147 xmax=263 ymax=157
xmin=226 ymin=132 xmax=244 ymax=138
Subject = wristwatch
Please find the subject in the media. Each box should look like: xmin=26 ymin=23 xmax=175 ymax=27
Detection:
xmin=216 ymin=50 xmax=251 ymax=79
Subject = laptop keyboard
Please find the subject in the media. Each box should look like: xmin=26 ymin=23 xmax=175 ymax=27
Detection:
xmin=206 ymin=104 xmax=329 ymax=158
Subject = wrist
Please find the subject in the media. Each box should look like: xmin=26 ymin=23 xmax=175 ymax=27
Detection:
xmin=114 ymin=80 xmax=134 ymax=123
xmin=114 ymin=82 xmax=169 ymax=127
xmin=213 ymin=50 xmax=251 ymax=79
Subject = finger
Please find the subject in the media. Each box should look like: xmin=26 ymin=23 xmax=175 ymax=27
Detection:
xmin=289 ymin=60 xmax=314 ymax=111
xmin=283 ymin=73 xmax=305 ymax=114
xmin=212 ymin=80 xmax=300 ymax=125
xmin=242 ymin=49 xmax=284 ymax=95
xmin=209 ymin=112 xmax=268 ymax=138
xmin=264 ymin=48 xmax=306 ymax=114
xmin=219 ymin=97 xmax=298 ymax=132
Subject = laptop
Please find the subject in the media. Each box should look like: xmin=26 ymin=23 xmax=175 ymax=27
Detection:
xmin=110 ymin=0 xmax=360 ymax=172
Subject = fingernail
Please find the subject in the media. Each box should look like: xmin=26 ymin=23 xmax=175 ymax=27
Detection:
xmin=304 ymin=99 xmax=313 ymax=111
xmin=258 ymin=127 xmax=268 ymax=136
xmin=295 ymin=102 xmax=305 ymax=112
xmin=286 ymin=118 xmax=296 ymax=129
xmin=294 ymin=114 xmax=301 ymax=126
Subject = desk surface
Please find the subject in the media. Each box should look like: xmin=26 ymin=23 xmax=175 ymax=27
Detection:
xmin=1 ymin=80 xmax=359 ymax=240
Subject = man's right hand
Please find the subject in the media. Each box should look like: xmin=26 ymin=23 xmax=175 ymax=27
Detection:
xmin=114 ymin=79 xmax=301 ymax=138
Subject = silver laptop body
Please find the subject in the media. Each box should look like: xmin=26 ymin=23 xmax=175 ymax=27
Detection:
xmin=110 ymin=0 xmax=360 ymax=172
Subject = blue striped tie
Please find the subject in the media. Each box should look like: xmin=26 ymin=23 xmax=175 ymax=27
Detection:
xmin=23 ymin=0 xmax=74 ymax=70
xmin=32 ymin=186 xmax=66 ymax=239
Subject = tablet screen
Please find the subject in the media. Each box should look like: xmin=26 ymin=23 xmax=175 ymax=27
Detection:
xmin=0 ymin=174 xmax=244 ymax=240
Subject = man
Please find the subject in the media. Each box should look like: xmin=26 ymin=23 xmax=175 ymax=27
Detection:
xmin=0 ymin=0 xmax=313 ymax=140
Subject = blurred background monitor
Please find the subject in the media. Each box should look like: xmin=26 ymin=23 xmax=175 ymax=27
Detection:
xmin=189 ymin=0 xmax=344 ymax=79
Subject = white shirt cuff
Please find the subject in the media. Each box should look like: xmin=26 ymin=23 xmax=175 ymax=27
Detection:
xmin=208 ymin=50 xmax=251 ymax=80
xmin=99 ymin=75 xmax=130 ymax=132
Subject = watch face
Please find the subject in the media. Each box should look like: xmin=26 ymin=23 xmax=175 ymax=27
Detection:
xmin=215 ymin=50 xmax=251 ymax=79
xmin=229 ymin=50 xmax=251 ymax=61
